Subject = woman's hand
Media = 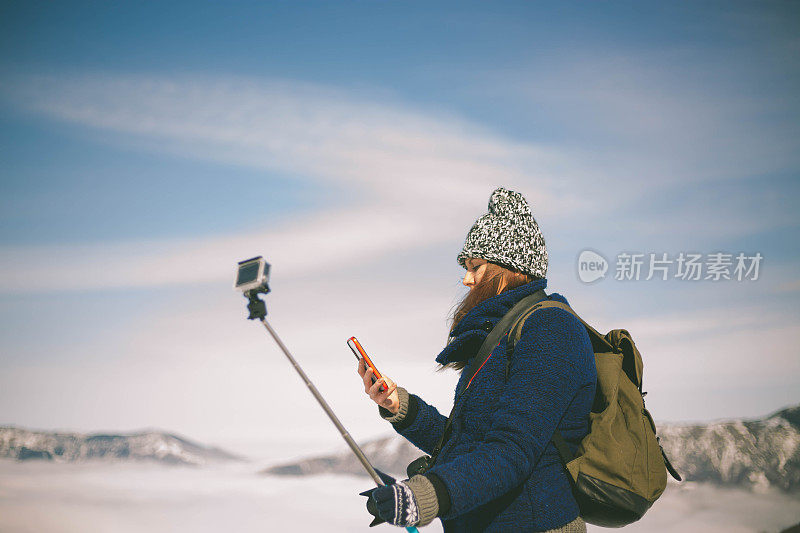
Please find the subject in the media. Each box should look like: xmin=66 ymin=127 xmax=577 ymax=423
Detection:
xmin=357 ymin=358 xmax=400 ymax=415
xmin=363 ymin=479 xmax=421 ymax=527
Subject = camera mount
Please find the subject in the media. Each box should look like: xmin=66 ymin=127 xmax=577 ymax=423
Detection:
xmin=244 ymin=289 xmax=269 ymax=320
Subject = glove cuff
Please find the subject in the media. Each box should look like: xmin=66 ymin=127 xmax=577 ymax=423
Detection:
xmin=378 ymin=386 xmax=409 ymax=423
xmin=405 ymin=475 xmax=439 ymax=527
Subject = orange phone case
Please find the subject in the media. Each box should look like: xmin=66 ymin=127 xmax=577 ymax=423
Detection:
xmin=348 ymin=336 xmax=387 ymax=393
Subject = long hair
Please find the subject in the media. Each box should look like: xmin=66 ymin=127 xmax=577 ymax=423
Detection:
xmin=442 ymin=262 xmax=537 ymax=371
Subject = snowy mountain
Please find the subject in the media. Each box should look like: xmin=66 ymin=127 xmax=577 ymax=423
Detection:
xmin=0 ymin=427 xmax=242 ymax=466
xmin=657 ymin=404 xmax=800 ymax=492
xmin=263 ymin=404 xmax=800 ymax=493
xmin=265 ymin=434 xmax=421 ymax=478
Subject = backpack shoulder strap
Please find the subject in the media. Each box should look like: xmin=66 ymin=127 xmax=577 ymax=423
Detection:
xmin=425 ymin=289 xmax=549 ymax=469
xmin=552 ymin=429 xmax=576 ymax=465
xmin=459 ymin=289 xmax=548 ymax=392
xmin=502 ymin=301 xmax=613 ymax=482
xmin=507 ymin=299 xmax=616 ymax=355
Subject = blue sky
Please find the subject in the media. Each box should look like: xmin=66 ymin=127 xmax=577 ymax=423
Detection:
xmin=0 ymin=2 xmax=798 ymax=457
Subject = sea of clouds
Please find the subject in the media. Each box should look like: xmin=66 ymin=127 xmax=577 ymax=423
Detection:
xmin=1 ymin=460 xmax=799 ymax=533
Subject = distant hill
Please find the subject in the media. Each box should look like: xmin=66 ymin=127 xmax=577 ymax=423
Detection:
xmin=658 ymin=404 xmax=800 ymax=492
xmin=0 ymin=427 xmax=242 ymax=466
xmin=265 ymin=434 xmax=420 ymax=478
xmin=263 ymin=404 xmax=800 ymax=493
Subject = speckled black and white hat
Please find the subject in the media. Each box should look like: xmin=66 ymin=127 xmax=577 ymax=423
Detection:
xmin=457 ymin=187 xmax=548 ymax=279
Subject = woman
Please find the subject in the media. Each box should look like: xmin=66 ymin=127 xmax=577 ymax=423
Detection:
xmin=358 ymin=187 xmax=596 ymax=532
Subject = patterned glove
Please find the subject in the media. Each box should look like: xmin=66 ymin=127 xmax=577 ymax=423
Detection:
xmin=369 ymin=480 xmax=421 ymax=527
xmin=361 ymin=475 xmax=441 ymax=528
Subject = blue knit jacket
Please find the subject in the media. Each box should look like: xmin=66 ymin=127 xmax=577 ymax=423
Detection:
xmin=394 ymin=278 xmax=596 ymax=532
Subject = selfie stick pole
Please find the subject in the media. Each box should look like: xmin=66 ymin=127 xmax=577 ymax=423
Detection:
xmin=244 ymin=287 xmax=418 ymax=532
xmin=258 ymin=317 xmax=420 ymax=533
xmin=258 ymin=317 xmax=384 ymax=484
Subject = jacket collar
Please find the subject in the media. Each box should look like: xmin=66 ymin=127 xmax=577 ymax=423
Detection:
xmin=436 ymin=278 xmax=550 ymax=365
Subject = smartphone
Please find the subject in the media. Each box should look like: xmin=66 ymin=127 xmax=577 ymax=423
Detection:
xmin=348 ymin=336 xmax=387 ymax=393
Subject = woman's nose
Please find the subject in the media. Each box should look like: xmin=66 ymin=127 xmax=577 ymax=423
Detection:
xmin=463 ymin=272 xmax=474 ymax=287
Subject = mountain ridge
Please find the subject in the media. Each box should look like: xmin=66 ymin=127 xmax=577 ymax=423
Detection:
xmin=263 ymin=403 xmax=800 ymax=493
xmin=0 ymin=426 xmax=242 ymax=466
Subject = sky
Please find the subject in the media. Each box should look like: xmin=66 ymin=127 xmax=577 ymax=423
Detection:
xmin=0 ymin=1 xmax=798 ymax=460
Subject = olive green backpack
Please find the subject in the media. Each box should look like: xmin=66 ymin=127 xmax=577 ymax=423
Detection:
xmin=508 ymin=300 xmax=681 ymax=528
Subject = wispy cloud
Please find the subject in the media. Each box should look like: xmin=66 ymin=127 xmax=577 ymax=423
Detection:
xmin=3 ymin=70 xmax=796 ymax=294
xmin=6 ymin=74 xmax=575 ymax=201
xmin=0 ymin=74 xmax=593 ymax=292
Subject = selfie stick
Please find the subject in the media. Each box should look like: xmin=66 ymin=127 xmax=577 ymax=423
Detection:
xmin=243 ymin=289 xmax=419 ymax=533
xmin=257 ymin=315 xmax=382 ymax=484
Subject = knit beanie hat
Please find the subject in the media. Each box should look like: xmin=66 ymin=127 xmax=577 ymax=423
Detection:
xmin=457 ymin=187 xmax=548 ymax=279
